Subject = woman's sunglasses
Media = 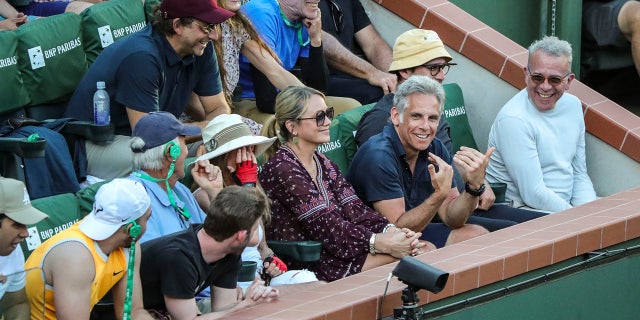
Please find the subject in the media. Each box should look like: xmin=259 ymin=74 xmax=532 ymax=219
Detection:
xmin=297 ymin=107 xmax=335 ymax=126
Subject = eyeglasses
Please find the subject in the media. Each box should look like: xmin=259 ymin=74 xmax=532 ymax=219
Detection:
xmin=419 ymin=63 xmax=457 ymax=76
xmin=328 ymin=0 xmax=343 ymax=34
xmin=527 ymin=70 xmax=571 ymax=86
xmin=193 ymin=21 xmax=217 ymax=35
xmin=297 ymin=107 xmax=334 ymax=126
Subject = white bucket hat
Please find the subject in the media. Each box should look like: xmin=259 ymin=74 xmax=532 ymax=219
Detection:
xmin=194 ymin=114 xmax=276 ymax=163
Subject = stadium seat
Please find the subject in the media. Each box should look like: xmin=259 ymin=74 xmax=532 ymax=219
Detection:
xmin=80 ymin=0 xmax=146 ymax=64
xmin=0 ymin=29 xmax=45 ymax=185
xmin=1 ymin=13 xmax=115 ymax=197
xmin=0 ymin=30 xmax=30 ymax=112
xmin=442 ymin=83 xmax=477 ymax=152
xmin=22 ymin=180 xmax=108 ymax=259
xmin=318 ymin=103 xmax=375 ymax=173
xmin=15 ymin=12 xmax=88 ymax=108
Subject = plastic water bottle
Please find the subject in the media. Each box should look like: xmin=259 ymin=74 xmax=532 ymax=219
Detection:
xmin=93 ymin=81 xmax=110 ymax=125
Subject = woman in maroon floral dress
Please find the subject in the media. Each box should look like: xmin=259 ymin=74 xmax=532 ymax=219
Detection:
xmin=259 ymin=86 xmax=432 ymax=282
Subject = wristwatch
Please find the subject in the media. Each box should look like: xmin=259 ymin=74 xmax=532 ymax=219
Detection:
xmin=243 ymin=182 xmax=257 ymax=188
xmin=465 ymin=182 xmax=486 ymax=196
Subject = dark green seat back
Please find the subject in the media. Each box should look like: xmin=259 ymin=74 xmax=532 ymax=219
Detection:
xmin=15 ymin=13 xmax=88 ymax=106
xmin=21 ymin=181 xmax=108 ymax=259
xmin=442 ymin=83 xmax=477 ymax=152
xmin=81 ymin=0 xmax=146 ymax=63
xmin=23 ymin=193 xmax=81 ymax=259
xmin=0 ymin=30 xmax=30 ymax=114
xmin=317 ymin=103 xmax=375 ymax=173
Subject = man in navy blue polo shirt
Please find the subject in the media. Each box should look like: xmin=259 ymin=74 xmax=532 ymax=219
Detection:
xmin=347 ymin=75 xmax=491 ymax=248
xmin=65 ymin=0 xmax=234 ymax=180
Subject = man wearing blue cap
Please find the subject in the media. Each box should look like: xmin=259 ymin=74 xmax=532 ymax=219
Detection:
xmin=128 ymin=111 xmax=222 ymax=244
xmin=65 ymin=0 xmax=235 ymax=181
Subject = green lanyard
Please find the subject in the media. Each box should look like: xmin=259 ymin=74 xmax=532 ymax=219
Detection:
xmin=132 ymin=170 xmax=191 ymax=220
xmin=122 ymin=229 xmax=139 ymax=320
xmin=278 ymin=4 xmax=310 ymax=46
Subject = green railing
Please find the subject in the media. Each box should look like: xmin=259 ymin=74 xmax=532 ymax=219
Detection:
xmin=449 ymin=0 xmax=583 ymax=78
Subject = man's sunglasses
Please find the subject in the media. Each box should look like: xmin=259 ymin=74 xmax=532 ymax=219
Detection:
xmin=193 ymin=21 xmax=217 ymax=35
xmin=419 ymin=63 xmax=457 ymax=76
xmin=328 ymin=0 xmax=343 ymax=34
xmin=527 ymin=71 xmax=571 ymax=86
xmin=297 ymin=107 xmax=335 ymax=126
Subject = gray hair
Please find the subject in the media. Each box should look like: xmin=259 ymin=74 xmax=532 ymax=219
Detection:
xmin=130 ymin=137 xmax=180 ymax=171
xmin=393 ymin=75 xmax=446 ymax=118
xmin=528 ymin=35 xmax=573 ymax=69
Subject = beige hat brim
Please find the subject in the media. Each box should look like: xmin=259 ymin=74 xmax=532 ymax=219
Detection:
xmin=388 ymin=46 xmax=452 ymax=72
xmin=6 ymin=206 xmax=48 ymax=226
xmin=190 ymin=135 xmax=277 ymax=167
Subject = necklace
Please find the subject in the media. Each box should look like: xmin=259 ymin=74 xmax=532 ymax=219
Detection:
xmin=285 ymin=144 xmax=318 ymax=180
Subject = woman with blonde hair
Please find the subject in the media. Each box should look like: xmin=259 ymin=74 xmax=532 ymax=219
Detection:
xmin=259 ymin=86 xmax=433 ymax=282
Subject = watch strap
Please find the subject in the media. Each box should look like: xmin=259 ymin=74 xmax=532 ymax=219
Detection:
xmin=465 ymin=182 xmax=486 ymax=196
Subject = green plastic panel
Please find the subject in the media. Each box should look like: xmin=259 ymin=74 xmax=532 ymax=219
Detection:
xmin=0 ymin=30 xmax=30 ymax=112
xmin=15 ymin=13 xmax=88 ymax=105
xmin=81 ymin=0 xmax=146 ymax=63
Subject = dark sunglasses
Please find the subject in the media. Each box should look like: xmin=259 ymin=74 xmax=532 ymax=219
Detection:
xmin=193 ymin=21 xmax=217 ymax=35
xmin=297 ymin=107 xmax=334 ymax=126
xmin=328 ymin=0 xmax=343 ymax=34
xmin=528 ymin=71 xmax=571 ymax=86
xmin=419 ymin=62 xmax=457 ymax=76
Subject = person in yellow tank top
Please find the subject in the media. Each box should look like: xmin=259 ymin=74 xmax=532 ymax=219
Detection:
xmin=24 ymin=179 xmax=155 ymax=320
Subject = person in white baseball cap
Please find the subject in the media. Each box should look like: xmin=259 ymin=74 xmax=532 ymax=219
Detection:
xmin=78 ymin=178 xmax=152 ymax=241
xmin=24 ymin=179 xmax=154 ymax=319
xmin=0 ymin=177 xmax=48 ymax=319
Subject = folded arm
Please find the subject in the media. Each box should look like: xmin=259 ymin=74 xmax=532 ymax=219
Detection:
xmin=322 ymin=31 xmax=396 ymax=94
xmin=354 ymin=25 xmax=393 ymax=71
xmin=241 ymin=40 xmax=303 ymax=90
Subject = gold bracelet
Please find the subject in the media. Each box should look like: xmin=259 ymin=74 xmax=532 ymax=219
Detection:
xmin=369 ymin=233 xmax=377 ymax=255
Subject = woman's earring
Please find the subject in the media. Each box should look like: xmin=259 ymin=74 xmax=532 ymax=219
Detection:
xmin=292 ymin=132 xmax=299 ymax=145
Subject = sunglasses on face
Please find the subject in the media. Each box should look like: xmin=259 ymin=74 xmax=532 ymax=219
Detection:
xmin=297 ymin=107 xmax=335 ymax=126
xmin=527 ymin=71 xmax=571 ymax=86
xmin=419 ymin=63 xmax=457 ymax=77
xmin=193 ymin=21 xmax=217 ymax=35
xmin=328 ymin=0 xmax=343 ymax=34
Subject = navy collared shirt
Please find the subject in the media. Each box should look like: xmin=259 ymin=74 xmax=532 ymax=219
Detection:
xmin=66 ymin=24 xmax=221 ymax=135
xmin=347 ymin=123 xmax=455 ymax=211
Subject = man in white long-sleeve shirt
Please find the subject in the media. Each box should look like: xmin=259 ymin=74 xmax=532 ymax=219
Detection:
xmin=486 ymin=36 xmax=597 ymax=213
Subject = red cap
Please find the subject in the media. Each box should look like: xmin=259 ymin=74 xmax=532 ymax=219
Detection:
xmin=160 ymin=0 xmax=234 ymax=25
